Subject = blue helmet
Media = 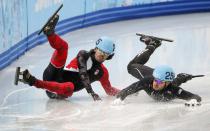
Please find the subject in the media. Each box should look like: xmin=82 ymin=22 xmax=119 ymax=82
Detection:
xmin=153 ymin=65 xmax=175 ymax=82
xmin=96 ymin=36 xmax=115 ymax=55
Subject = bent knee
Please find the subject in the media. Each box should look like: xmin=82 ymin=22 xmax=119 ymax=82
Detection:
xmin=127 ymin=63 xmax=133 ymax=74
xmin=62 ymin=41 xmax=69 ymax=50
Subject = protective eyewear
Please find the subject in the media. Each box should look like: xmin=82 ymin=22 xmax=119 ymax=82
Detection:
xmin=97 ymin=48 xmax=110 ymax=58
xmin=154 ymin=79 xmax=165 ymax=85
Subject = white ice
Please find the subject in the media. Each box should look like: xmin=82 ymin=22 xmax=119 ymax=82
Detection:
xmin=0 ymin=13 xmax=210 ymax=131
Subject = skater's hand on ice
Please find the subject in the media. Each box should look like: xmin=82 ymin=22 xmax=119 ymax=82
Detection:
xmin=91 ymin=93 xmax=101 ymax=101
xmin=177 ymin=73 xmax=193 ymax=83
xmin=112 ymin=98 xmax=125 ymax=106
xmin=185 ymin=99 xmax=201 ymax=107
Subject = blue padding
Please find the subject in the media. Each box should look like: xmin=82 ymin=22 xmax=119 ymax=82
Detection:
xmin=1 ymin=0 xmax=210 ymax=70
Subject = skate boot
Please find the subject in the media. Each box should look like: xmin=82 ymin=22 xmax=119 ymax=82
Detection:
xmin=43 ymin=14 xmax=59 ymax=36
xmin=22 ymin=69 xmax=36 ymax=86
xmin=140 ymin=36 xmax=161 ymax=48
xmin=140 ymin=36 xmax=152 ymax=45
xmin=147 ymin=39 xmax=161 ymax=50
xmin=14 ymin=67 xmax=36 ymax=86
xmin=141 ymin=37 xmax=162 ymax=51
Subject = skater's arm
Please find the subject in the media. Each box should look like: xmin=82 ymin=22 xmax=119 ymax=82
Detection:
xmin=77 ymin=51 xmax=99 ymax=99
xmin=116 ymin=81 xmax=144 ymax=101
xmin=172 ymin=73 xmax=193 ymax=87
xmin=174 ymin=87 xmax=202 ymax=102
xmin=99 ymin=65 xmax=120 ymax=96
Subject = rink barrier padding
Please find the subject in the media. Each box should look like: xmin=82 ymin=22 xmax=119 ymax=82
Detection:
xmin=1 ymin=0 xmax=210 ymax=70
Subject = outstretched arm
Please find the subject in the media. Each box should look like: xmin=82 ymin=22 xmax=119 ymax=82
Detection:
xmin=77 ymin=51 xmax=101 ymax=101
xmin=172 ymin=73 xmax=193 ymax=87
xmin=116 ymin=81 xmax=144 ymax=101
xmin=100 ymin=65 xmax=120 ymax=96
xmin=175 ymin=87 xmax=201 ymax=102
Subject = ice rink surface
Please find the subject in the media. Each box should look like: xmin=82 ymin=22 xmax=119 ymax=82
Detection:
xmin=0 ymin=13 xmax=210 ymax=131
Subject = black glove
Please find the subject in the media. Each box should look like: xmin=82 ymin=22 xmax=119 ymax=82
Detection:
xmin=90 ymin=93 xmax=101 ymax=101
xmin=177 ymin=73 xmax=193 ymax=83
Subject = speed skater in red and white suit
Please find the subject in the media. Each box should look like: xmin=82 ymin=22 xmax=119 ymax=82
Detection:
xmin=18 ymin=14 xmax=120 ymax=101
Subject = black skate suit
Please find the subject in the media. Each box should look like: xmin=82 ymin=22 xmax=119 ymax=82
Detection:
xmin=117 ymin=44 xmax=201 ymax=102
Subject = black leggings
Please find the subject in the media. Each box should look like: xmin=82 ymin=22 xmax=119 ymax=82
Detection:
xmin=43 ymin=63 xmax=63 ymax=82
xmin=43 ymin=63 xmax=65 ymax=98
xmin=127 ymin=48 xmax=154 ymax=80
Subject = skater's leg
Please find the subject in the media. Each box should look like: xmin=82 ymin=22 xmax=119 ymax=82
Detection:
xmin=42 ymin=64 xmax=69 ymax=99
xmin=43 ymin=63 xmax=63 ymax=82
xmin=34 ymin=80 xmax=74 ymax=98
xmin=127 ymin=39 xmax=161 ymax=80
xmin=43 ymin=14 xmax=68 ymax=68
xmin=43 ymin=34 xmax=69 ymax=98
xmin=127 ymin=64 xmax=154 ymax=80
xmin=20 ymin=69 xmax=74 ymax=98
xmin=48 ymin=33 xmax=68 ymax=68
xmin=128 ymin=40 xmax=161 ymax=66
xmin=43 ymin=34 xmax=68 ymax=81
